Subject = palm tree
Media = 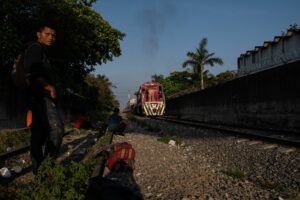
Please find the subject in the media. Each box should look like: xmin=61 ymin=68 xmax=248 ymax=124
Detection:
xmin=182 ymin=38 xmax=223 ymax=90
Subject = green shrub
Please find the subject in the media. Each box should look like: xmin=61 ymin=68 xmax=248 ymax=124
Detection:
xmin=18 ymin=129 xmax=112 ymax=200
xmin=18 ymin=157 xmax=96 ymax=200
xmin=255 ymin=179 xmax=285 ymax=192
xmin=289 ymin=193 xmax=300 ymax=200
xmin=222 ymin=169 xmax=246 ymax=181
xmin=88 ymin=110 xmax=109 ymax=123
xmin=0 ymin=185 xmax=6 ymax=200
xmin=0 ymin=129 xmax=30 ymax=155
xmin=126 ymin=111 xmax=136 ymax=121
xmin=157 ymin=134 xmax=182 ymax=145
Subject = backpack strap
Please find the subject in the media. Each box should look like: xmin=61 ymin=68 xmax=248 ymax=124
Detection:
xmin=24 ymin=42 xmax=49 ymax=71
xmin=24 ymin=42 xmax=43 ymax=57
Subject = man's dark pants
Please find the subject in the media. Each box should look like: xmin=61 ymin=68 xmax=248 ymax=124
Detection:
xmin=108 ymin=122 xmax=126 ymax=136
xmin=30 ymin=95 xmax=64 ymax=174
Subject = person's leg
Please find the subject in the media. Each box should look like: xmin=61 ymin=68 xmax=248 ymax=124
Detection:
xmin=30 ymin=126 xmax=47 ymax=174
xmin=30 ymin=98 xmax=48 ymax=174
xmin=119 ymin=122 xmax=126 ymax=133
xmin=116 ymin=123 xmax=126 ymax=136
xmin=44 ymin=96 xmax=64 ymax=158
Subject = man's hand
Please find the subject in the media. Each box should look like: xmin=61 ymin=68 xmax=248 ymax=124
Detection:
xmin=35 ymin=77 xmax=57 ymax=99
xmin=44 ymin=84 xmax=56 ymax=99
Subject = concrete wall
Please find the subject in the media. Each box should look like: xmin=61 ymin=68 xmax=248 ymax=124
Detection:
xmin=238 ymin=32 xmax=300 ymax=76
xmin=166 ymin=61 xmax=300 ymax=132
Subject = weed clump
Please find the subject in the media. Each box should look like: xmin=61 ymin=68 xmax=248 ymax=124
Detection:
xmin=0 ymin=129 xmax=30 ymax=155
xmin=222 ymin=169 xmax=246 ymax=181
xmin=157 ymin=134 xmax=182 ymax=145
xmin=19 ymin=157 xmax=96 ymax=200
xmin=18 ymin=129 xmax=112 ymax=200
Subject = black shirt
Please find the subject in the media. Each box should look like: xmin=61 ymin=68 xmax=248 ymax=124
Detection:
xmin=24 ymin=42 xmax=54 ymax=97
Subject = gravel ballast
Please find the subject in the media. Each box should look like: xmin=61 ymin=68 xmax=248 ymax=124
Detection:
xmin=110 ymin=118 xmax=300 ymax=200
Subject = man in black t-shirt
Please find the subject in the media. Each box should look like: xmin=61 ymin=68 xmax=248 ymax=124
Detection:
xmin=26 ymin=23 xmax=64 ymax=174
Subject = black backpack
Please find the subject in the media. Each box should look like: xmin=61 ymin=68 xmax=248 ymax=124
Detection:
xmin=11 ymin=43 xmax=41 ymax=90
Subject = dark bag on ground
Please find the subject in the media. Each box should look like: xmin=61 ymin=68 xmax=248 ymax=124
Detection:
xmin=85 ymin=143 xmax=141 ymax=200
xmin=85 ymin=177 xmax=142 ymax=200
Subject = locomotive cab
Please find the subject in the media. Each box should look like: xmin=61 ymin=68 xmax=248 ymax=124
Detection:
xmin=135 ymin=82 xmax=165 ymax=116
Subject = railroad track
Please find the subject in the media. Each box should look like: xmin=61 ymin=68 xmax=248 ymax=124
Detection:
xmin=155 ymin=116 xmax=300 ymax=148
xmin=0 ymin=129 xmax=100 ymax=184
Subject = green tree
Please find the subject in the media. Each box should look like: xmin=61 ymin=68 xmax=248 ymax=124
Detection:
xmin=203 ymin=70 xmax=237 ymax=88
xmin=215 ymin=70 xmax=237 ymax=83
xmin=289 ymin=23 xmax=298 ymax=30
xmin=0 ymin=0 xmax=125 ymax=91
xmin=83 ymin=74 xmax=119 ymax=111
xmin=182 ymin=38 xmax=223 ymax=90
xmin=151 ymin=74 xmax=165 ymax=83
xmin=0 ymin=0 xmax=124 ymax=115
xmin=152 ymin=71 xmax=193 ymax=97
xmin=151 ymin=69 xmax=237 ymax=98
xmin=203 ymin=70 xmax=217 ymax=88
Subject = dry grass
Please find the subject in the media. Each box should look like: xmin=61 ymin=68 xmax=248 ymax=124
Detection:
xmin=0 ymin=129 xmax=30 ymax=155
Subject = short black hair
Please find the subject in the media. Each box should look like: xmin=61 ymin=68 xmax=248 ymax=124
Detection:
xmin=113 ymin=108 xmax=120 ymax=113
xmin=36 ymin=20 xmax=56 ymax=32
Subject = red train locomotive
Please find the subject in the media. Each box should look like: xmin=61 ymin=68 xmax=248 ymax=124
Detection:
xmin=135 ymin=82 xmax=165 ymax=116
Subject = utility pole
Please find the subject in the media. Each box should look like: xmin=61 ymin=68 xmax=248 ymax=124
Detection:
xmin=128 ymin=90 xmax=131 ymax=100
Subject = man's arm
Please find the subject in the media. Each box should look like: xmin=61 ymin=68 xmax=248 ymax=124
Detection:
xmin=35 ymin=77 xmax=56 ymax=99
xmin=25 ymin=43 xmax=56 ymax=99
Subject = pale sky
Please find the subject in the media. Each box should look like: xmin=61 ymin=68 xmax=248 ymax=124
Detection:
xmin=93 ymin=0 xmax=300 ymax=108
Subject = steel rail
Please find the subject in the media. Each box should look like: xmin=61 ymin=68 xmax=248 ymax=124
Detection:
xmin=0 ymin=129 xmax=102 ymax=184
xmin=0 ymin=129 xmax=74 ymax=161
xmin=156 ymin=116 xmax=300 ymax=148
